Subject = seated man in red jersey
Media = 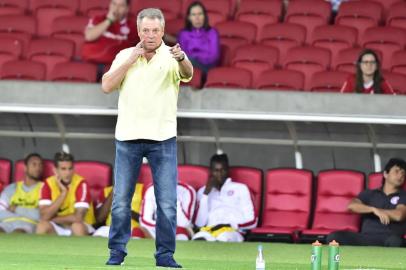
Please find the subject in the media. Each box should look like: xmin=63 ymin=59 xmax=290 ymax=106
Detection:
xmin=36 ymin=152 xmax=96 ymax=236
xmin=82 ymin=0 xmax=137 ymax=69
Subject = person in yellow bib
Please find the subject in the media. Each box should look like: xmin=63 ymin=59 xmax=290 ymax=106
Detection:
xmin=93 ymin=183 xmax=144 ymax=238
xmin=36 ymin=152 xmax=96 ymax=236
xmin=0 ymin=153 xmax=44 ymax=234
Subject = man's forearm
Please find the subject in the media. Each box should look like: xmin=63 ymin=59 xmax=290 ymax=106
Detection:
xmin=178 ymin=58 xmax=193 ymax=79
xmin=383 ymin=209 xmax=406 ymax=222
xmin=40 ymin=194 xmax=66 ymax=221
xmin=102 ymin=61 xmax=133 ymax=93
xmin=84 ymin=20 xmax=111 ymax=42
xmin=348 ymin=200 xmax=374 ymax=214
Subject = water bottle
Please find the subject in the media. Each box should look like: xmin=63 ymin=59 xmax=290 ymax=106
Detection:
xmin=256 ymin=245 xmax=265 ymax=270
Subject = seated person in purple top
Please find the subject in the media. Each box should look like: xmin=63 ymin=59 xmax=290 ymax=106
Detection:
xmin=178 ymin=1 xmax=220 ymax=75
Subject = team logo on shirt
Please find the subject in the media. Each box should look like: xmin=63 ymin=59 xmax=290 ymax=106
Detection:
xmin=120 ymin=26 xmax=130 ymax=35
xmin=227 ymin=190 xmax=234 ymax=196
xmin=390 ymin=196 xmax=400 ymax=205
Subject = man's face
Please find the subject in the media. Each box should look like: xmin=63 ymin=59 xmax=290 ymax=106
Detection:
xmin=138 ymin=17 xmax=164 ymax=52
xmin=384 ymin=165 xmax=406 ymax=188
xmin=54 ymin=161 xmax=74 ymax=185
xmin=210 ymin=162 xmax=228 ymax=186
xmin=25 ymin=157 xmax=43 ymax=181
xmin=109 ymin=0 xmax=128 ymax=21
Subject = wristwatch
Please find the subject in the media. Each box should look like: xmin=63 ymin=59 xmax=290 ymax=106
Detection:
xmin=177 ymin=53 xmax=185 ymax=62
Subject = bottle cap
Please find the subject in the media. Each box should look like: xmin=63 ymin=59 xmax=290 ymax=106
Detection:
xmin=312 ymin=240 xmax=322 ymax=246
xmin=258 ymin=245 xmax=263 ymax=250
xmin=329 ymin=240 xmax=339 ymax=246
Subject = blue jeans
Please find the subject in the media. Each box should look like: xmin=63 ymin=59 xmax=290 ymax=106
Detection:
xmin=108 ymin=137 xmax=178 ymax=260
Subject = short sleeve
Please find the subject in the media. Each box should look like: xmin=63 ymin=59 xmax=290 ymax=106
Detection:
xmin=39 ymin=181 xmax=52 ymax=206
xmin=96 ymin=189 xmax=107 ymax=209
xmin=357 ymin=190 xmax=372 ymax=205
xmin=0 ymin=184 xmax=16 ymax=210
xmin=398 ymin=191 xmax=406 ymax=205
xmin=75 ymin=181 xmax=91 ymax=209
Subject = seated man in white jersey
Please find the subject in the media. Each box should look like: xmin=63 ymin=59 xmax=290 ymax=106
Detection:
xmin=0 ymin=153 xmax=44 ymax=234
xmin=140 ymin=182 xmax=196 ymax=240
xmin=193 ymin=154 xmax=257 ymax=242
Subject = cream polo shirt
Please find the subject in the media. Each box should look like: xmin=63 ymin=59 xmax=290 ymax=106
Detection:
xmin=109 ymin=41 xmax=192 ymax=141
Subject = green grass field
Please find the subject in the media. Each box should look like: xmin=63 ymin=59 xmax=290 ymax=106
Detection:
xmin=0 ymin=234 xmax=405 ymax=270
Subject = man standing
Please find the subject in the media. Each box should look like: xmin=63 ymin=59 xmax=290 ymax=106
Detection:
xmin=102 ymin=8 xmax=193 ymax=268
xmin=0 ymin=153 xmax=44 ymax=234
xmin=326 ymin=158 xmax=406 ymax=247
xmin=82 ymin=0 xmax=137 ymax=65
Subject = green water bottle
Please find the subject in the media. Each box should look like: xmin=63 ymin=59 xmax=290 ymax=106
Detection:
xmin=328 ymin=240 xmax=340 ymax=270
xmin=311 ymin=240 xmax=322 ymax=270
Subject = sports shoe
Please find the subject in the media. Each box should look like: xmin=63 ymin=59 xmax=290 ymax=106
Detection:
xmin=106 ymin=249 xmax=127 ymax=266
xmin=156 ymin=256 xmax=182 ymax=268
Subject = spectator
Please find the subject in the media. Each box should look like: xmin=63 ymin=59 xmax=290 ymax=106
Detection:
xmin=0 ymin=153 xmax=44 ymax=234
xmin=193 ymin=154 xmax=257 ymax=242
xmin=326 ymin=158 xmax=406 ymax=247
xmin=341 ymin=49 xmax=395 ymax=94
xmin=93 ymin=183 xmax=144 ymax=238
xmin=140 ymin=182 xmax=196 ymax=240
xmin=36 ymin=152 xmax=96 ymax=236
xmin=82 ymin=0 xmax=137 ymax=70
xmin=178 ymin=1 xmax=220 ymax=76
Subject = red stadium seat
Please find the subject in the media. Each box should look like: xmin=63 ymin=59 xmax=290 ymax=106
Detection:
xmin=75 ymin=161 xmax=112 ymax=202
xmin=50 ymin=62 xmax=97 ymax=83
xmin=336 ymin=0 xmax=383 ymax=43
xmin=391 ymin=50 xmax=406 ymax=76
xmin=231 ymin=44 xmax=279 ymax=82
xmin=0 ymin=158 xmax=11 ymax=190
xmin=216 ymin=21 xmax=257 ymax=65
xmin=235 ymin=0 xmax=282 ymax=42
xmin=0 ymin=15 xmax=36 ymax=56
xmin=181 ymin=67 xmax=203 ymax=89
xmin=36 ymin=7 xmax=75 ymax=37
xmin=366 ymin=0 xmax=402 ymax=20
xmin=0 ymin=37 xmax=23 ymax=70
xmin=79 ymin=0 xmax=109 ymax=17
xmin=27 ymin=38 xmax=74 ymax=80
xmin=301 ymin=170 xmax=365 ymax=241
xmin=205 ymin=67 xmax=253 ymax=89
xmin=0 ymin=0 xmax=28 ymax=15
xmin=0 ymin=0 xmax=28 ymax=12
xmin=14 ymin=159 xmax=54 ymax=182
xmin=368 ymin=172 xmax=383 ymax=189
xmin=254 ymin=69 xmax=305 ymax=91
xmin=283 ymin=46 xmax=331 ymax=90
xmin=29 ymin=0 xmax=79 ymax=13
xmin=285 ymin=0 xmax=331 ymax=43
xmin=165 ymin=18 xmax=184 ymax=41
xmin=311 ymin=25 xmax=358 ymax=68
xmin=259 ymin=23 xmax=306 ymax=64
xmin=333 ymin=47 xmax=363 ymax=73
xmin=0 ymin=60 xmax=46 ymax=80
xmin=249 ymin=169 xmax=313 ymax=242
xmin=178 ymin=165 xmax=209 ymax=191
xmin=229 ymin=167 xmax=263 ymax=227
xmin=132 ymin=0 xmax=182 ymax=20
xmin=309 ymin=71 xmax=350 ymax=92
xmin=386 ymin=1 xmax=406 ymax=30
xmin=361 ymin=27 xmax=406 ymax=70
xmin=382 ymin=71 xmax=406 ymax=95
xmin=51 ymin=16 xmax=88 ymax=59
xmin=138 ymin=164 xmax=153 ymax=187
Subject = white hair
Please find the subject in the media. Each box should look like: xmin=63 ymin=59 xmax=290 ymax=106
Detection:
xmin=137 ymin=8 xmax=165 ymax=31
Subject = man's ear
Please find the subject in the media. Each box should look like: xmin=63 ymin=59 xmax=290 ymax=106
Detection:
xmin=383 ymin=170 xmax=388 ymax=180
